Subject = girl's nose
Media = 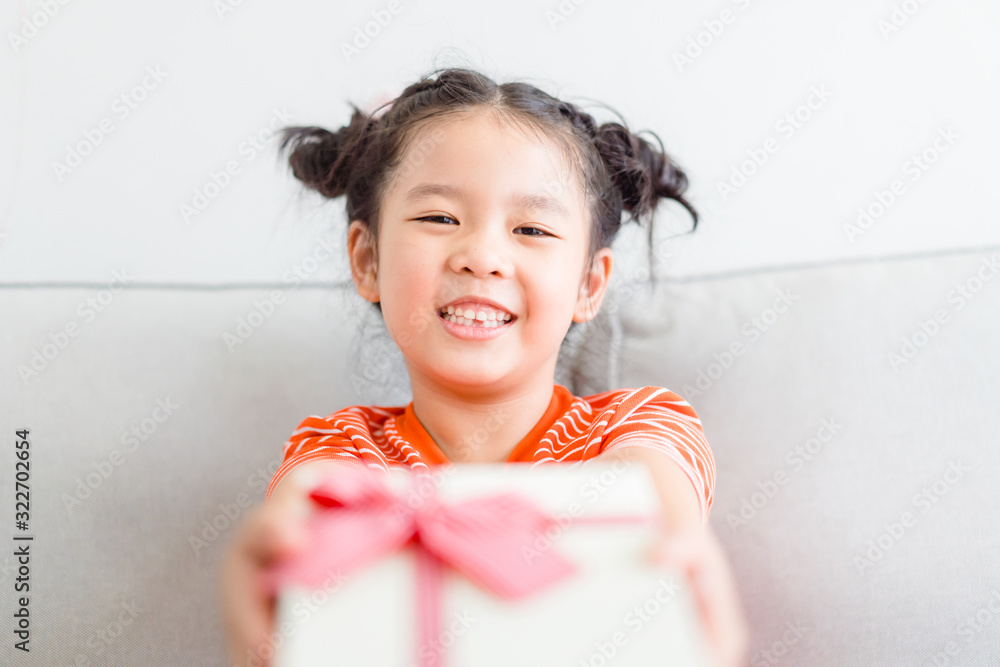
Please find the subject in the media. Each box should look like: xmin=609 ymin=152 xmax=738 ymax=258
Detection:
xmin=449 ymin=223 xmax=513 ymax=277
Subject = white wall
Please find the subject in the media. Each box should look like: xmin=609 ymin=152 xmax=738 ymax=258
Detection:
xmin=2 ymin=0 xmax=998 ymax=285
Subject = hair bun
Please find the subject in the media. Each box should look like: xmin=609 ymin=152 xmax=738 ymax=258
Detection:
xmin=594 ymin=122 xmax=698 ymax=229
xmin=279 ymin=107 xmax=371 ymax=199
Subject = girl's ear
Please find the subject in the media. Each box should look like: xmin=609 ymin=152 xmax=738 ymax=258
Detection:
xmin=573 ymin=247 xmax=614 ymax=323
xmin=347 ymin=220 xmax=380 ymax=304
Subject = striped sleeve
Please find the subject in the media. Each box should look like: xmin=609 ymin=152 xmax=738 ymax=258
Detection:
xmin=264 ymin=410 xmax=390 ymax=502
xmin=600 ymin=387 xmax=716 ymax=524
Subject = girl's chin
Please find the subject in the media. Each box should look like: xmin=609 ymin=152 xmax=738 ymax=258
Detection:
xmin=421 ymin=363 xmax=511 ymax=387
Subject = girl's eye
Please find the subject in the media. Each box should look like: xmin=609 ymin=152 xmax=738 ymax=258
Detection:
xmin=418 ymin=215 xmax=458 ymax=225
xmin=417 ymin=216 xmax=551 ymax=237
xmin=516 ymin=226 xmax=551 ymax=238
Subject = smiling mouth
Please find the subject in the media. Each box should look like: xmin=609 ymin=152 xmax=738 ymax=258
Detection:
xmin=437 ymin=308 xmax=517 ymax=328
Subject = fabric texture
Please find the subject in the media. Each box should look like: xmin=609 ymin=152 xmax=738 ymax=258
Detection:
xmin=4 ymin=247 xmax=999 ymax=666
xmin=265 ymin=384 xmax=716 ymax=523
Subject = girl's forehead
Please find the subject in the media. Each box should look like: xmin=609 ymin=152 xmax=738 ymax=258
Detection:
xmin=391 ymin=113 xmax=586 ymax=208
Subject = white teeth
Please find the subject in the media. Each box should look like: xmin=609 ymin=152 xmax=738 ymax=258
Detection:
xmin=439 ymin=308 xmax=513 ymax=328
xmin=438 ymin=305 xmax=513 ymax=326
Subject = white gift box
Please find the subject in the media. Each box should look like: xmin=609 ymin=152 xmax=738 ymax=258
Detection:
xmin=270 ymin=461 xmax=712 ymax=667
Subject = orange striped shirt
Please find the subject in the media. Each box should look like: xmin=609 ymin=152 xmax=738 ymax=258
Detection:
xmin=266 ymin=384 xmax=715 ymax=522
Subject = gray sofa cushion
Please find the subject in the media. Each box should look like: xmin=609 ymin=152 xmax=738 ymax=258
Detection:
xmin=616 ymin=248 xmax=1000 ymax=665
xmin=1 ymin=245 xmax=997 ymax=665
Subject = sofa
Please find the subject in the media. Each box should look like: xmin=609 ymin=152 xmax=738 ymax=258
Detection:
xmin=3 ymin=241 xmax=998 ymax=666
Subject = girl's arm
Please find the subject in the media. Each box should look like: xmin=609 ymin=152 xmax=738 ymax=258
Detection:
xmin=591 ymin=445 xmax=749 ymax=667
xmin=592 ymin=444 xmax=705 ymax=532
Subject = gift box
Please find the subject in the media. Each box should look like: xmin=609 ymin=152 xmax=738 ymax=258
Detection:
xmin=263 ymin=461 xmax=711 ymax=667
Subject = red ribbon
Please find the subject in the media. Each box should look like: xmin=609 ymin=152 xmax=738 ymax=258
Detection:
xmin=261 ymin=466 xmax=657 ymax=667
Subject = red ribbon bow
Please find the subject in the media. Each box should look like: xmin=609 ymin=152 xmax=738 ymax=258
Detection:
xmin=261 ymin=466 xmax=579 ymax=667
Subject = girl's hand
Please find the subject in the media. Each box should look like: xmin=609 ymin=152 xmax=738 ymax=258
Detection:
xmin=219 ymin=466 xmax=325 ymax=667
xmin=648 ymin=526 xmax=749 ymax=667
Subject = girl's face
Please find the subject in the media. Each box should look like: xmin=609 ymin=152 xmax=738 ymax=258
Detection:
xmin=349 ymin=110 xmax=613 ymax=394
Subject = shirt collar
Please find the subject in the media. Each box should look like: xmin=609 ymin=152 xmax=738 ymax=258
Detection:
xmin=395 ymin=384 xmax=575 ymax=464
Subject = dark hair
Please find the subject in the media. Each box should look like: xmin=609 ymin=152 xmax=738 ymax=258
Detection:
xmin=278 ymin=67 xmax=698 ymax=318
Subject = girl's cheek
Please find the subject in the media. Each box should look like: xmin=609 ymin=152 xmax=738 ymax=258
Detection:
xmin=408 ymin=309 xmax=432 ymax=334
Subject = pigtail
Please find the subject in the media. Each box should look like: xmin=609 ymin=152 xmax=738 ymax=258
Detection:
xmin=278 ymin=105 xmax=374 ymax=199
xmin=594 ymin=122 xmax=698 ymax=232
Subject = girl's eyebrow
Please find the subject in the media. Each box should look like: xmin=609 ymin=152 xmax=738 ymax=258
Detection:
xmin=403 ymin=183 xmax=570 ymax=220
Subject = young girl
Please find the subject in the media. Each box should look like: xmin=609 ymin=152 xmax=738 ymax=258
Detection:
xmin=221 ymin=67 xmax=748 ymax=667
